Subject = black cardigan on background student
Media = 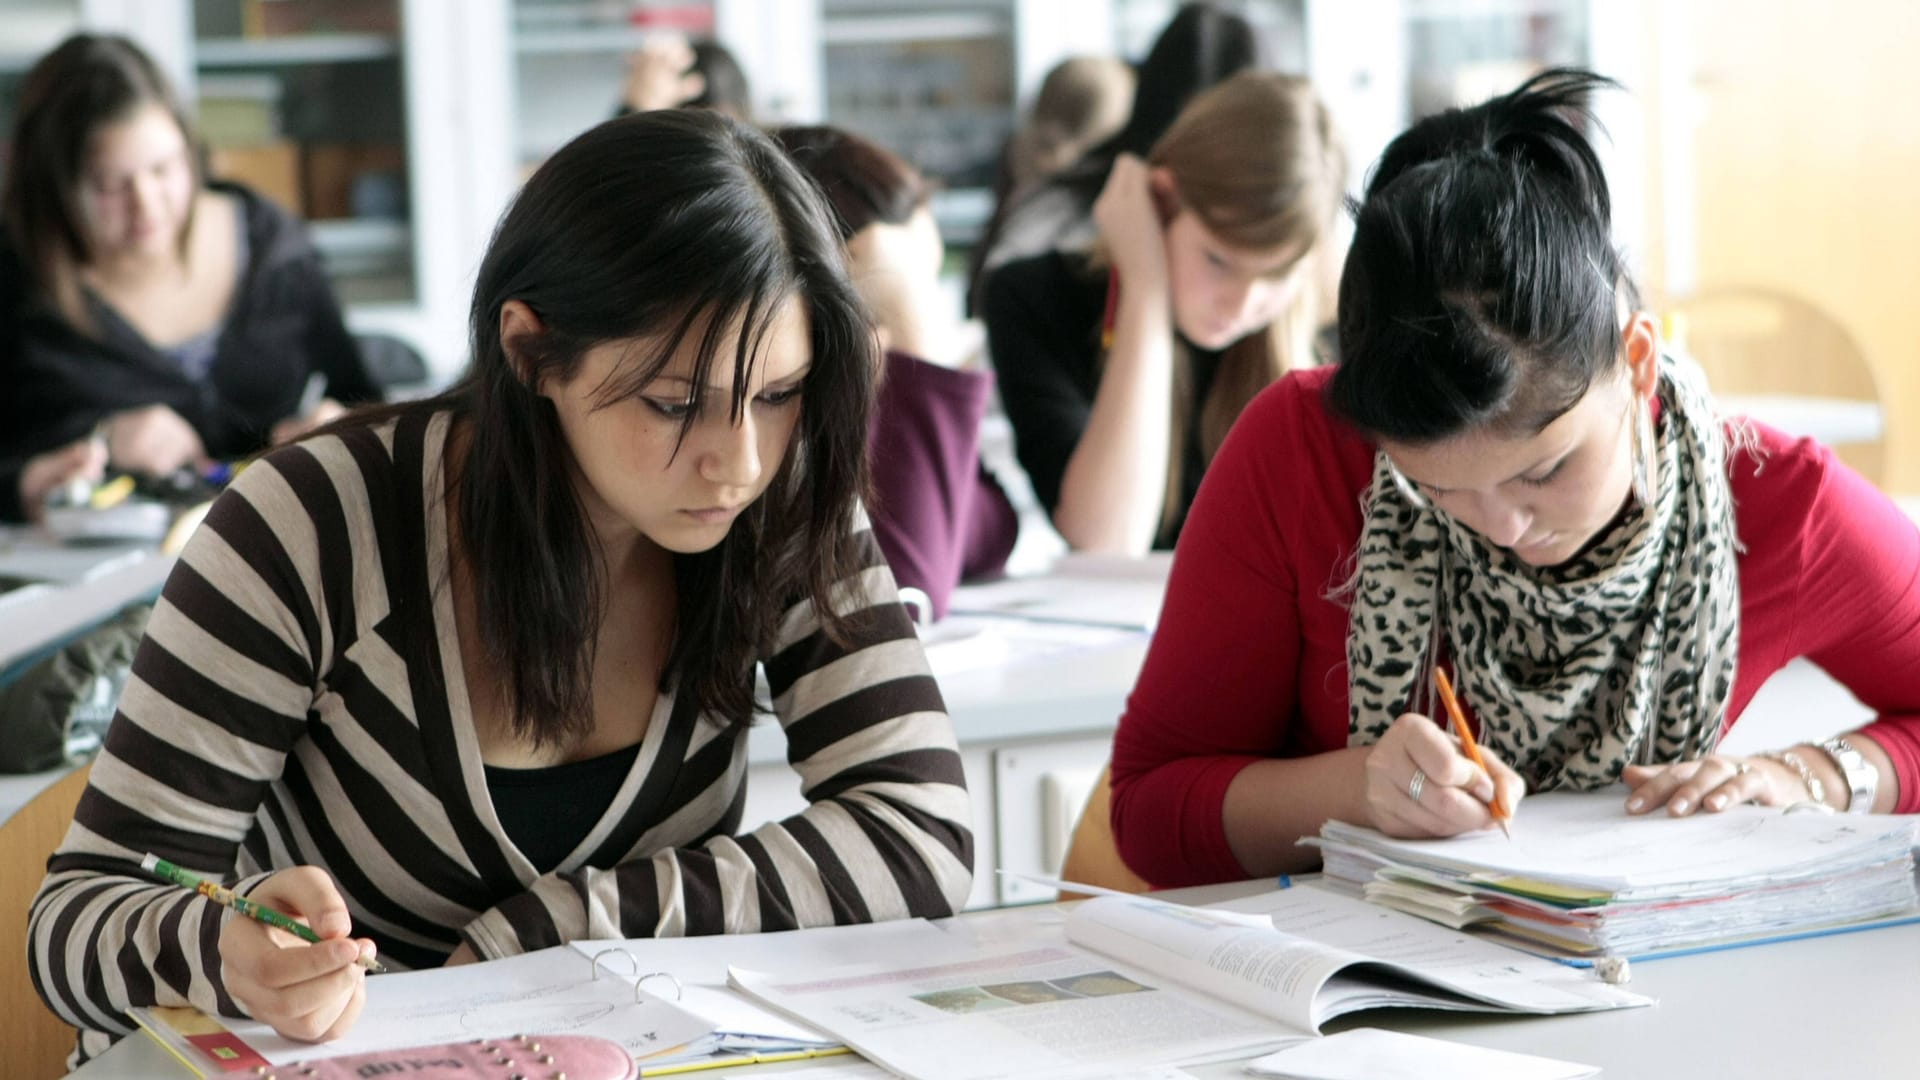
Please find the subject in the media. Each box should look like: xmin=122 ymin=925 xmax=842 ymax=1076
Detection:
xmin=0 ymin=181 xmax=378 ymax=522
xmin=985 ymin=249 xmax=1223 ymax=550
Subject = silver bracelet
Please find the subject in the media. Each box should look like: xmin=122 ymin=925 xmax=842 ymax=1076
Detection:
xmin=1817 ymin=736 xmax=1878 ymax=814
xmin=1768 ymin=749 xmax=1827 ymax=808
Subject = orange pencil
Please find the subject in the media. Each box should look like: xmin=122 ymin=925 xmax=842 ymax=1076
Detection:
xmin=1432 ymin=667 xmax=1513 ymax=839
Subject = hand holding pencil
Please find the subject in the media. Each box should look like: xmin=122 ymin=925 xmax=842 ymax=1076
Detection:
xmin=1362 ymin=670 xmax=1526 ymax=840
xmin=145 ymin=856 xmax=382 ymax=1044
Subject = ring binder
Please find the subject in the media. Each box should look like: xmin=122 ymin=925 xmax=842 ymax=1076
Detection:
xmin=593 ymin=946 xmax=641 ymax=978
xmin=588 ymin=945 xmax=684 ymax=1001
xmin=638 ymin=971 xmax=685 ymax=1002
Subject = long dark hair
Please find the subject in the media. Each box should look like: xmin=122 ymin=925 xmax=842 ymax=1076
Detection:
xmin=1327 ymin=68 xmax=1634 ymax=442
xmin=0 ymin=33 xmax=204 ymax=318
xmin=337 ymin=110 xmax=875 ymax=744
xmin=1103 ymin=1 xmax=1263 ymax=161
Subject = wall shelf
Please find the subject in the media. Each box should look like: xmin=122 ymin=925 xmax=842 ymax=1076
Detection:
xmin=194 ymin=34 xmax=400 ymax=68
xmin=822 ymin=12 xmax=1006 ymax=46
xmin=513 ymin=26 xmax=666 ymax=54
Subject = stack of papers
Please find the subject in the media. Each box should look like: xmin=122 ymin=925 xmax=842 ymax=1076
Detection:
xmin=1313 ymin=792 xmax=1920 ymax=960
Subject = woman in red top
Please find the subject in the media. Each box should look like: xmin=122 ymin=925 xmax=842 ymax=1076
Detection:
xmin=1110 ymin=69 xmax=1920 ymax=887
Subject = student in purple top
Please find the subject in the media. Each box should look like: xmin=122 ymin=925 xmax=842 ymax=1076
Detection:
xmin=774 ymin=126 xmax=1019 ymax=619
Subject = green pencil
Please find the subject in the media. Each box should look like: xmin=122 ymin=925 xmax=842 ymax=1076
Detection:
xmin=140 ymin=853 xmax=386 ymax=973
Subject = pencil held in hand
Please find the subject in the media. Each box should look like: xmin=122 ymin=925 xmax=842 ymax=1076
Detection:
xmin=141 ymin=854 xmax=386 ymax=972
xmin=1430 ymin=668 xmax=1514 ymax=839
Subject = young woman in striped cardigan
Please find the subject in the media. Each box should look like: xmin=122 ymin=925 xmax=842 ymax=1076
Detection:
xmin=29 ymin=109 xmax=972 ymax=1064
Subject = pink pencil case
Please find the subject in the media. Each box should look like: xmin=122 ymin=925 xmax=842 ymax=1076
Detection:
xmin=278 ymin=1034 xmax=635 ymax=1079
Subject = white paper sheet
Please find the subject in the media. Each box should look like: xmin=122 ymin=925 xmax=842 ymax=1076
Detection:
xmin=215 ymin=945 xmax=714 ymax=1066
xmin=919 ymin=616 xmax=1144 ymax=678
xmin=568 ymin=918 xmax=970 ymax=1045
xmin=946 ymin=573 xmax=1166 ymax=631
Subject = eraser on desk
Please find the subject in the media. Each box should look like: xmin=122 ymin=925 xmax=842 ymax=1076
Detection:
xmin=1594 ymin=956 xmax=1631 ymax=985
xmin=286 ymin=1033 xmax=637 ymax=1079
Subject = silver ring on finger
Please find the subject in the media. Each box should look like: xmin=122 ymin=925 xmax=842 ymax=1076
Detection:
xmin=1408 ymin=768 xmax=1426 ymax=804
xmin=1727 ymin=760 xmax=1754 ymax=805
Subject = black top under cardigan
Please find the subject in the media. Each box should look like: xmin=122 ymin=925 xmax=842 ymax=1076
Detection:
xmin=0 ymin=181 xmax=378 ymax=521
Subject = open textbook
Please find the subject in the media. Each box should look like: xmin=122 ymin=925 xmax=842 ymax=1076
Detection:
xmin=1311 ymin=792 xmax=1920 ymax=960
xmin=728 ymin=886 xmax=1647 ymax=1080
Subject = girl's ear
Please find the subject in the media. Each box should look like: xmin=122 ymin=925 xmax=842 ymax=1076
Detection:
xmin=1623 ymin=310 xmax=1660 ymax=400
xmin=498 ymin=300 xmax=547 ymax=394
xmin=1148 ymin=166 xmax=1180 ymax=225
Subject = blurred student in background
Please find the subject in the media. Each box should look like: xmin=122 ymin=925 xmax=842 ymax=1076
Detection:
xmin=619 ymin=35 xmax=753 ymax=121
xmin=968 ymin=1 xmax=1261 ymax=312
xmin=999 ymin=56 xmax=1136 ymax=208
xmin=986 ymin=72 xmax=1344 ymax=554
xmin=0 ymin=33 xmax=377 ymax=523
xmin=776 ymin=125 xmax=1018 ymax=619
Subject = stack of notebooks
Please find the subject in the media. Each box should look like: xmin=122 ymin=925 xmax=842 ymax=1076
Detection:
xmin=1312 ymin=792 xmax=1920 ymax=962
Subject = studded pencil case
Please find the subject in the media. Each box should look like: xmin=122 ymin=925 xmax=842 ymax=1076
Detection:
xmin=268 ymin=1034 xmax=635 ymax=1080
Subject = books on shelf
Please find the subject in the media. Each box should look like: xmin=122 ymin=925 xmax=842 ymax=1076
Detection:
xmin=1311 ymin=791 xmax=1920 ymax=961
xmin=729 ymin=887 xmax=1647 ymax=1080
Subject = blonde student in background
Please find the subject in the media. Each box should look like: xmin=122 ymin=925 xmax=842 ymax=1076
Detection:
xmin=0 ymin=34 xmax=378 ymax=524
xmin=984 ymin=71 xmax=1345 ymax=556
xmin=1108 ymin=70 xmax=1920 ymax=891
xmin=28 ymin=110 xmax=972 ymax=1067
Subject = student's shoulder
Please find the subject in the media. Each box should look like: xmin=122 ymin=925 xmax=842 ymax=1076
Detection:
xmin=1237 ymin=365 xmax=1376 ymax=468
xmin=229 ymin=409 xmax=438 ymax=519
xmin=1724 ymin=417 xmax=1832 ymax=531
xmin=1206 ymin=366 xmax=1378 ymax=542
xmin=982 ymin=250 xmax=1103 ymax=322
xmin=1725 ymin=413 xmax=1916 ymax=549
xmin=212 ymin=179 xmax=321 ymax=269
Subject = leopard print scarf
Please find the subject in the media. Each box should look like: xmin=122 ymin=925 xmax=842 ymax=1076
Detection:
xmin=1345 ymin=357 xmax=1741 ymax=792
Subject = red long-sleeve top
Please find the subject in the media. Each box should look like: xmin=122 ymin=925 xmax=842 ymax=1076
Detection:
xmin=1111 ymin=366 xmax=1920 ymax=887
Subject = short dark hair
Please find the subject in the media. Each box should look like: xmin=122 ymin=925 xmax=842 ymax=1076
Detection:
xmin=332 ymin=109 xmax=876 ymax=744
xmin=1327 ymin=68 xmax=1635 ymax=443
xmin=771 ymin=125 xmax=931 ymax=240
xmin=1 ymin=33 xmax=204 ymax=305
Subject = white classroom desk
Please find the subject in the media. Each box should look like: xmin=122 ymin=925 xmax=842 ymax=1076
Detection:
xmin=70 ymin=875 xmax=1920 ymax=1078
